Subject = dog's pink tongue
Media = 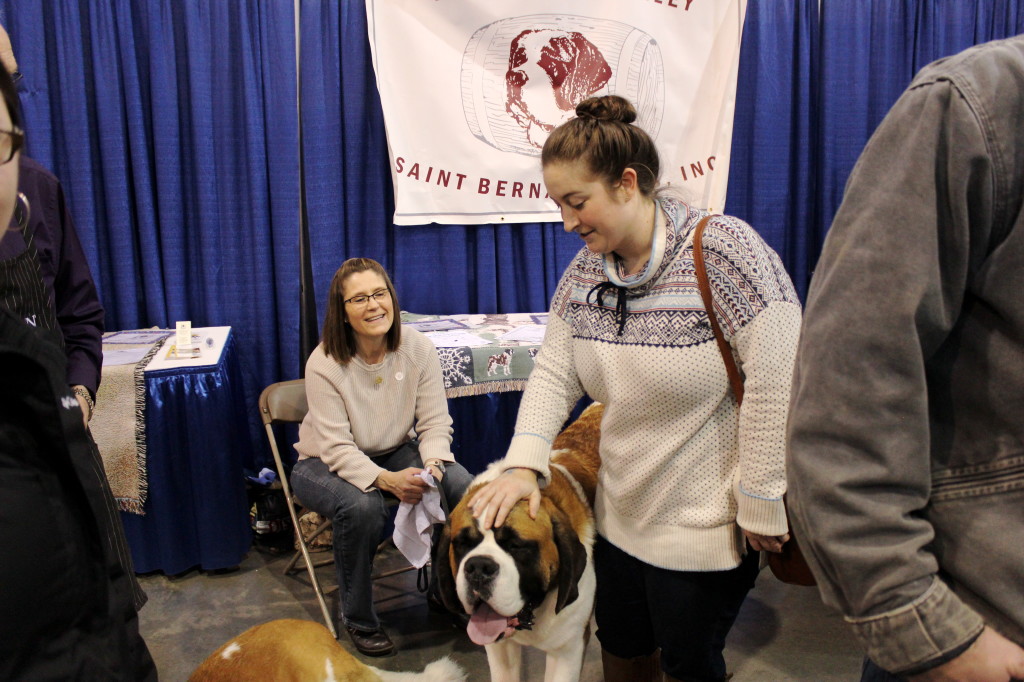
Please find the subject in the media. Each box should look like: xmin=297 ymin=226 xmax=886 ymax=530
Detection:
xmin=467 ymin=602 xmax=509 ymax=645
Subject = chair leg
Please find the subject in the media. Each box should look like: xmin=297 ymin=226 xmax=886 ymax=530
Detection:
xmin=284 ymin=517 xmax=333 ymax=575
xmin=286 ymin=513 xmax=336 ymax=636
xmin=295 ymin=533 xmax=336 ymax=639
xmin=284 ymin=541 xmax=333 ymax=575
xmin=261 ymin=391 xmax=337 ymax=638
xmin=283 ymin=547 xmax=302 ymax=574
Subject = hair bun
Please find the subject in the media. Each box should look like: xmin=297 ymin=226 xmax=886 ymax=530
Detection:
xmin=575 ymin=95 xmax=637 ymax=124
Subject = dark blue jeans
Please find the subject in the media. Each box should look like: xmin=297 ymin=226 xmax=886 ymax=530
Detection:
xmin=290 ymin=442 xmax=472 ymax=631
xmin=594 ymin=535 xmax=760 ymax=682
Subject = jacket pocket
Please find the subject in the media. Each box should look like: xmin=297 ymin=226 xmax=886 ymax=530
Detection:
xmin=931 ymin=454 xmax=1024 ymax=502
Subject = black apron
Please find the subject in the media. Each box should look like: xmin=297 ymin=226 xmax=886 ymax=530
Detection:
xmin=0 ymin=219 xmax=63 ymax=348
xmin=0 ymin=222 xmax=148 ymax=612
xmin=1 ymin=310 xmax=156 ymax=680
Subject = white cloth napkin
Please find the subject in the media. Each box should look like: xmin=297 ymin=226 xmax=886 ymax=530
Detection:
xmin=393 ymin=470 xmax=446 ymax=568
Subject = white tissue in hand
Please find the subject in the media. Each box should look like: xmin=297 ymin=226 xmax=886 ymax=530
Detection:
xmin=393 ymin=470 xmax=445 ymax=568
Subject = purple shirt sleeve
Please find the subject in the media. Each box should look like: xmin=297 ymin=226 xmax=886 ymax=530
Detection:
xmin=18 ymin=156 xmax=105 ymax=396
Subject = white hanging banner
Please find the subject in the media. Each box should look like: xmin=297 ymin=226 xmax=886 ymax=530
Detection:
xmin=366 ymin=0 xmax=747 ymax=225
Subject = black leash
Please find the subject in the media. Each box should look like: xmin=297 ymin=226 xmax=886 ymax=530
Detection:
xmin=417 ymin=473 xmax=452 ymax=594
xmin=587 ymin=281 xmax=629 ymax=335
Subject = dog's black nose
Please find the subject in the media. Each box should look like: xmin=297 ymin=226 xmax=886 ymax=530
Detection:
xmin=464 ymin=556 xmax=499 ymax=585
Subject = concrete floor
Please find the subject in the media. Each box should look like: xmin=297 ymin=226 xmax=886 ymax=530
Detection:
xmin=137 ymin=541 xmax=864 ymax=681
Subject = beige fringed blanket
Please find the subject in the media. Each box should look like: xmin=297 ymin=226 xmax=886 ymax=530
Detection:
xmin=90 ymin=340 xmax=163 ymax=514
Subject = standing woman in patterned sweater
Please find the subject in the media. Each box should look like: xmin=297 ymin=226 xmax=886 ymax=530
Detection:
xmin=469 ymin=95 xmax=802 ymax=682
xmin=291 ymin=257 xmax=473 ymax=656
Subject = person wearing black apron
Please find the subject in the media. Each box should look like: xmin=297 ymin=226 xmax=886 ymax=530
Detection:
xmin=1 ymin=303 xmax=157 ymax=680
xmin=0 ymin=192 xmax=146 ymax=603
xmin=0 ymin=61 xmax=156 ymax=677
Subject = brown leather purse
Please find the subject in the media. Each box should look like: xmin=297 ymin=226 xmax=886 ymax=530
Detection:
xmin=693 ymin=216 xmax=816 ymax=587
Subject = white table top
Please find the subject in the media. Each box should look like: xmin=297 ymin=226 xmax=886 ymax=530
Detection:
xmin=144 ymin=326 xmax=232 ymax=372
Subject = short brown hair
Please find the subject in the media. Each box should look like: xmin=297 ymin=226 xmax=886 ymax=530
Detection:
xmin=541 ymin=95 xmax=659 ymax=196
xmin=321 ymin=258 xmax=401 ymax=363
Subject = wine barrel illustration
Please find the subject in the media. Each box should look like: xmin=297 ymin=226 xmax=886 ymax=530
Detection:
xmin=462 ymin=14 xmax=664 ymax=156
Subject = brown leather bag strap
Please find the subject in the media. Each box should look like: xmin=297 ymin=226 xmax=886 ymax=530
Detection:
xmin=693 ymin=215 xmax=744 ymax=405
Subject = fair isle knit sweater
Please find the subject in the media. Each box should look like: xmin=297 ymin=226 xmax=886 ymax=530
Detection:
xmin=295 ymin=327 xmax=454 ymax=492
xmin=502 ymin=199 xmax=802 ymax=571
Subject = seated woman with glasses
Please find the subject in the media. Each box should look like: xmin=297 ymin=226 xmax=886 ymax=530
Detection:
xmin=290 ymin=257 xmax=472 ymax=656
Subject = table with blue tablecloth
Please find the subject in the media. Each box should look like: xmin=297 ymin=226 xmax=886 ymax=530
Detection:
xmin=105 ymin=327 xmax=252 ymax=575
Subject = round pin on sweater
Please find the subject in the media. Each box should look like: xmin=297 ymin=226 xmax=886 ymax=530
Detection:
xmin=395 ymin=371 xmax=404 ymax=382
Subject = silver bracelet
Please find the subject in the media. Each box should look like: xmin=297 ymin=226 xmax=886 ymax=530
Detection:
xmin=72 ymin=386 xmax=95 ymax=420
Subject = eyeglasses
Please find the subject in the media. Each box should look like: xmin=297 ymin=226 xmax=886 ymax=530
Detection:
xmin=344 ymin=288 xmax=390 ymax=307
xmin=0 ymin=128 xmax=24 ymax=165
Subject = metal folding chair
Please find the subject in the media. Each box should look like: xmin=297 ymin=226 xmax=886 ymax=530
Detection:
xmin=258 ymin=379 xmax=337 ymax=638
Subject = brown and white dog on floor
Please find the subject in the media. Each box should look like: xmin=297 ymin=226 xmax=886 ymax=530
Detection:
xmin=189 ymin=619 xmax=466 ymax=682
xmin=435 ymin=402 xmax=603 ymax=682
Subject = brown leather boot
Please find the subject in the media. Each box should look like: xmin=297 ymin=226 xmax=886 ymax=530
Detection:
xmin=601 ymin=647 xmax=662 ymax=682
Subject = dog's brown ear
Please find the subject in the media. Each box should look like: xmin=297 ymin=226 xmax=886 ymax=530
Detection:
xmin=552 ymin=513 xmax=587 ymax=614
xmin=433 ymin=521 xmax=463 ymax=614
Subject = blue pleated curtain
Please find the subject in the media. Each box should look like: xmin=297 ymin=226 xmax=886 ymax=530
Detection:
xmin=726 ymin=0 xmax=1024 ymax=293
xmin=1 ymin=1 xmax=299 ymax=456
xmin=2 ymin=0 xmax=1023 ymax=469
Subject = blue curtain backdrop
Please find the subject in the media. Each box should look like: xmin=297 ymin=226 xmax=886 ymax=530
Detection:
xmin=1 ymin=1 xmax=299 ymax=467
xmin=3 ymin=0 xmax=1024 ymax=470
xmin=812 ymin=0 xmax=1024 ymax=270
xmin=726 ymin=0 xmax=820 ymax=295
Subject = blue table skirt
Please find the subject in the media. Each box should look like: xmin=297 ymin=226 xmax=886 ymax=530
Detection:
xmin=447 ymin=391 xmax=591 ymax=476
xmin=448 ymin=391 xmax=523 ymax=476
xmin=120 ymin=333 xmax=252 ymax=575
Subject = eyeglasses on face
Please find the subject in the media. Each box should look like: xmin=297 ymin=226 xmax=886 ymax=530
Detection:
xmin=0 ymin=128 xmax=24 ymax=165
xmin=344 ymin=288 xmax=390 ymax=307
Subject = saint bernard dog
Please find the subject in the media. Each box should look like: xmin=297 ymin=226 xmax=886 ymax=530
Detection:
xmin=189 ymin=619 xmax=465 ymax=682
xmin=435 ymin=403 xmax=603 ymax=682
